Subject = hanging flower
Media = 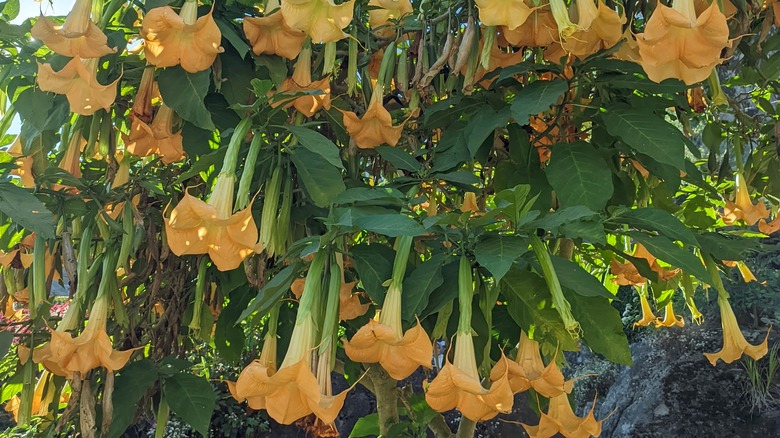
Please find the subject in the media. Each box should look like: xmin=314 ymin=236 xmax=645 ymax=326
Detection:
xmin=368 ymin=0 xmax=413 ymax=36
xmin=243 ymin=0 xmax=306 ymax=60
xmin=7 ymin=137 xmax=35 ymax=189
xmin=475 ymin=0 xmax=534 ymax=30
xmin=338 ymin=280 xmax=369 ymax=321
xmin=722 ymin=172 xmax=770 ymax=226
xmin=460 ymin=192 xmax=480 ymax=214
xmin=562 ymin=0 xmax=625 ymax=59
xmin=610 ymin=244 xmax=680 ymax=286
xmin=125 ymin=105 xmax=186 ymax=164
xmin=469 ymin=39 xmax=526 ymax=87
xmin=37 ymin=57 xmax=119 ymax=116
xmin=500 ymin=4 xmax=558 ymax=48
xmin=655 ymin=301 xmax=685 ymax=328
xmin=633 ymin=292 xmax=657 ymax=328
xmin=549 ymin=0 xmax=579 ymax=40
xmin=636 ymin=0 xmax=729 ymax=85
xmin=343 ymin=236 xmax=433 ymax=380
xmin=521 ymin=393 xmax=604 ymax=438
xmin=230 ymin=330 xmax=278 ymax=410
xmin=140 ymin=0 xmax=224 ymax=73
xmin=273 ymin=44 xmax=331 ymax=117
xmin=613 ymin=28 xmax=641 ymax=62
xmin=281 ymin=0 xmax=355 ymax=43
xmin=59 ymin=131 xmax=84 ymax=179
xmin=426 ymin=332 xmax=514 ymax=421
xmin=489 ymin=331 xmax=568 ymax=397
xmin=758 ymin=216 xmax=780 ymax=235
xmin=341 ymin=83 xmax=405 ymax=149
xmin=704 ymin=295 xmax=769 ymax=365
xmin=30 ymin=0 xmax=115 ymax=58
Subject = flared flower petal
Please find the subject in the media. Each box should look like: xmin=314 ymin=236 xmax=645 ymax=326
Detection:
xmin=30 ymin=0 xmax=115 ymax=58
xmin=37 ymin=58 xmax=119 ymax=116
xmin=341 ymin=87 xmax=405 ymax=149
xmin=636 ymin=0 xmax=729 ymax=85
xmin=562 ymin=0 xmax=625 ymax=59
xmin=125 ymin=105 xmax=185 ymax=164
xmin=273 ymin=77 xmax=332 ymax=117
xmin=521 ymin=393 xmax=604 ymax=438
xmin=281 ymin=0 xmax=355 ymax=43
xmin=343 ymin=319 xmax=432 ymax=380
xmin=368 ymin=0 xmax=413 ymax=35
xmin=426 ymin=333 xmax=514 ymax=422
xmin=721 ymin=173 xmax=770 ymax=226
xmin=7 ymin=137 xmax=35 ymax=188
xmin=633 ymin=292 xmax=657 ymax=328
xmin=704 ymin=295 xmax=769 ymax=366
xmin=339 ymin=281 xmax=369 ymax=320
xmin=500 ymin=4 xmax=558 ymax=47
xmin=610 ymin=244 xmax=680 ymax=286
xmin=758 ymin=216 xmax=780 ymax=235
xmin=140 ymin=4 xmax=223 ymax=73
xmin=655 ymin=301 xmax=685 ymax=328
xmin=476 ymin=0 xmax=534 ymax=30
xmin=164 ymin=191 xmax=258 ymax=271
xmin=489 ymin=331 xmax=567 ymax=398
xmin=243 ymin=12 xmax=306 ymax=59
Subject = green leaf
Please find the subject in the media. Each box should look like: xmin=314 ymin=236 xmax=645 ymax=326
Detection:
xmin=1 ymin=0 xmax=20 ymax=20
xmin=614 ymin=208 xmax=696 ymax=246
xmin=549 ymin=257 xmax=614 ymax=299
xmin=239 ymin=261 xmax=303 ymax=322
xmin=162 ymin=373 xmax=216 ymax=437
xmin=565 ymin=291 xmax=632 ymax=365
xmin=214 ymin=285 xmax=252 ymax=364
xmin=353 ymin=214 xmax=425 ymax=237
xmin=474 ymin=235 xmax=528 ymax=282
xmin=435 ymin=171 xmax=481 ymax=186
xmin=334 ymin=187 xmax=404 ymax=205
xmin=0 ymin=182 xmax=55 ymax=239
xmin=290 ymin=148 xmax=346 ymax=207
xmin=215 ymin=19 xmax=250 ymax=59
xmin=510 ymin=79 xmax=569 ymax=125
xmin=601 ymin=107 xmax=685 ymax=170
xmin=145 ymin=0 xmax=175 ymax=7
xmin=501 ymin=269 xmax=578 ymax=350
xmin=420 ymin=261 xmax=459 ymax=319
xmin=0 ymin=331 xmax=12 ymax=358
xmin=627 ymin=232 xmax=709 ymax=282
xmin=158 ymin=67 xmax=215 ymax=131
xmin=108 ymin=360 xmax=159 ymax=438
xmin=402 ymin=254 xmax=445 ymax=322
xmin=463 ymin=105 xmax=511 ymax=155
xmin=350 ymin=244 xmax=395 ymax=306
xmin=376 ymin=146 xmax=422 ymax=172
xmin=13 ymin=89 xmax=69 ymax=134
xmin=349 ymin=414 xmax=380 ymax=438
xmin=695 ymin=232 xmax=762 ymax=261
xmin=546 ymin=141 xmax=613 ymax=211
xmin=288 ymin=126 xmax=344 ymax=169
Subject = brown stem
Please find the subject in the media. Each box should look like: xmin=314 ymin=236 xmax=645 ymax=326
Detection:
xmin=557 ymin=238 xmax=574 ymax=261
xmin=80 ymin=375 xmax=97 ymax=438
xmin=429 ymin=413 xmax=455 ymax=438
xmin=101 ymin=371 xmax=115 ymax=438
xmin=56 ymin=374 xmax=82 ymax=435
xmin=366 ymin=367 xmax=399 ymax=435
xmin=455 ymin=417 xmax=476 ymax=438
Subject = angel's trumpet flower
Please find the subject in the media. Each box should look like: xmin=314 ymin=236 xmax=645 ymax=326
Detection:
xmin=475 ymin=0 xmax=534 ymax=30
xmin=562 ymin=0 xmax=625 ymax=59
xmin=164 ymin=118 xmax=258 ymax=271
xmin=521 ymin=393 xmax=604 ymax=438
xmin=633 ymin=290 xmax=658 ymax=328
xmin=425 ymin=256 xmax=514 ymax=422
xmin=281 ymin=0 xmax=355 ymax=43
xmin=141 ymin=0 xmax=224 ymax=73
xmin=344 ymin=236 xmax=432 ymax=379
xmin=705 ymin=294 xmax=769 ymax=365
xmin=243 ymin=0 xmax=306 ymax=59
xmin=610 ymin=243 xmax=680 ymax=286
xmin=273 ymin=43 xmax=331 ymax=117
xmin=31 ymin=0 xmax=115 ymax=58
xmin=37 ymin=57 xmax=119 ymax=116
xmin=126 ymin=105 xmax=185 ymax=164
xmin=636 ymin=0 xmax=729 ymax=85
xmin=655 ymin=301 xmax=685 ymax=328
xmin=368 ymin=0 xmax=413 ymax=36
xmin=7 ymin=137 xmax=35 ymax=188
xmin=341 ymin=82 xmax=405 ymax=149
xmin=549 ymin=0 xmax=578 ymax=40
xmin=722 ymin=172 xmax=770 ymax=226
xmin=489 ymin=331 xmax=568 ymax=397
xmin=230 ymin=304 xmax=280 ymax=410
xmin=500 ymin=3 xmax=558 ymax=48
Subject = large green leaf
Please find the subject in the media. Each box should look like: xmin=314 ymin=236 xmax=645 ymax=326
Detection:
xmin=695 ymin=232 xmax=762 ymax=261
xmin=239 ymin=261 xmax=303 ymax=321
xmin=350 ymin=244 xmax=395 ymax=306
xmin=158 ymin=67 xmax=215 ymax=131
xmin=628 ymin=232 xmax=709 ymax=281
xmin=376 ymin=146 xmax=422 ymax=172
xmin=546 ymin=142 xmax=613 ymax=211
xmin=601 ymin=107 xmax=685 ymax=170
xmin=353 ymin=214 xmax=426 ymax=237
xmin=108 ymin=360 xmax=159 ymax=438
xmin=288 ymin=126 xmax=344 ymax=169
xmin=0 ymin=182 xmax=55 ymax=239
xmin=463 ymin=105 xmax=511 ymax=155
xmin=214 ymin=285 xmax=252 ymax=364
xmin=510 ymin=79 xmax=569 ymax=125
xmin=290 ymin=148 xmax=346 ymax=207
xmin=550 ymin=257 xmax=614 ymax=299
xmin=565 ymin=291 xmax=632 ymax=365
xmin=402 ymin=254 xmax=445 ymax=322
xmin=474 ymin=235 xmax=528 ymax=282
xmin=614 ymin=208 xmax=696 ymax=246
xmin=163 ymin=373 xmax=216 ymax=437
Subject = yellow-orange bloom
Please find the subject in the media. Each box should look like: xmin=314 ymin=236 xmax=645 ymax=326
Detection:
xmin=37 ymin=57 xmax=119 ymax=116
xmin=758 ymin=216 xmax=780 ymax=235
xmin=705 ymin=295 xmax=769 ymax=365
xmin=610 ymin=244 xmax=680 ymax=286
xmin=341 ymin=83 xmax=405 ymax=149
xmin=30 ymin=0 xmax=115 ymax=58
xmin=562 ymin=0 xmax=625 ymax=59
xmin=460 ymin=192 xmax=480 ymax=214
xmin=633 ymin=292 xmax=657 ymax=328
xmin=281 ymin=0 xmax=355 ymax=43
xmin=722 ymin=172 xmax=770 ymax=226
xmin=59 ymin=131 xmax=84 ymax=179
xmin=164 ymin=188 xmax=258 ymax=272
xmin=425 ymin=331 xmax=514 ymax=421
xmin=636 ymin=0 xmax=729 ymax=85
xmin=230 ymin=332 xmax=278 ymax=410
xmin=339 ymin=281 xmax=369 ymax=321
xmin=368 ymin=0 xmax=413 ymax=35
xmin=476 ymin=0 xmax=534 ymax=30
xmin=273 ymin=46 xmax=331 ymax=117
xmin=500 ymin=4 xmax=558 ymax=47
xmin=141 ymin=1 xmax=224 ymax=73
xmin=343 ymin=278 xmax=432 ymax=380
xmin=7 ymin=137 xmax=35 ymax=188
xmin=655 ymin=301 xmax=685 ymax=328
xmin=125 ymin=105 xmax=186 ymax=164
xmin=489 ymin=331 xmax=568 ymax=397
xmin=521 ymin=393 xmax=604 ymax=438
xmin=243 ymin=14 xmax=306 ymax=60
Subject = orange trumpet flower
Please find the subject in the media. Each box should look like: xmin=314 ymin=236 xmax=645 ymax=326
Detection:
xmin=243 ymin=0 xmax=306 ymax=60
xmin=722 ymin=172 xmax=770 ymax=226
xmin=281 ymin=0 xmax=355 ymax=43
xmin=37 ymin=57 xmax=119 ymax=116
xmin=341 ymin=83 xmax=406 ymax=149
xmin=31 ymin=0 xmax=115 ymax=58
xmin=704 ymin=295 xmax=769 ymax=366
